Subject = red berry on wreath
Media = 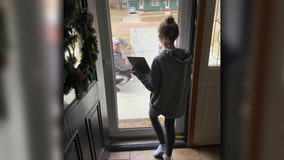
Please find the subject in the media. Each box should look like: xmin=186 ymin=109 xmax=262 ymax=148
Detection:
xmin=70 ymin=70 xmax=85 ymax=84
xmin=92 ymin=53 xmax=98 ymax=61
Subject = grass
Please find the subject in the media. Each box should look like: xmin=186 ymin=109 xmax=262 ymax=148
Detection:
xmin=110 ymin=17 xmax=123 ymax=23
xmin=109 ymin=8 xmax=128 ymax=23
xmin=140 ymin=10 xmax=178 ymax=22
xmin=140 ymin=10 xmax=178 ymax=16
xmin=109 ymin=9 xmax=179 ymax=23
xmin=140 ymin=14 xmax=178 ymax=23
xmin=109 ymin=8 xmax=128 ymax=17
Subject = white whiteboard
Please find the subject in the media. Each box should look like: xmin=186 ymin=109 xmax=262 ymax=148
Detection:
xmin=130 ymin=27 xmax=159 ymax=67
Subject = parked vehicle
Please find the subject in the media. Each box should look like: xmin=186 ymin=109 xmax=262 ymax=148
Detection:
xmin=128 ymin=6 xmax=137 ymax=14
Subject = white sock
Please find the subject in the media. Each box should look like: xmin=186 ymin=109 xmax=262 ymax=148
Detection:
xmin=153 ymin=144 xmax=166 ymax=157
xmin=162 ymin=153 xmax=171 ymax=160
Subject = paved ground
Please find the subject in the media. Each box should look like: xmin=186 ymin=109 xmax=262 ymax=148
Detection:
xmin=116 ymin=76 xmax=150 ymax=120
xmin=122 ymin=14 xmax=145 ymax=23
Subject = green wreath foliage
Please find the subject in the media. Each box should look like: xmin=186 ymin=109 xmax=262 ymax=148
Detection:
xmin=64 ymin=0 xmax=98 ymax=99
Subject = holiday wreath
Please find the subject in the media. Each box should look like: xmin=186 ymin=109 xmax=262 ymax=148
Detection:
xmin=64 ymin=0 xmax=98 ymax=99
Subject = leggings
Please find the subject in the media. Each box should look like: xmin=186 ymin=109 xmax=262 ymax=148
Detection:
xmin=149 ymin=107 xmax=176 ymax=157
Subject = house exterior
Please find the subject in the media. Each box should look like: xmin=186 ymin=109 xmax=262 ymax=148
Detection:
xmin=127 ymin=0 xmax=179 ymax=11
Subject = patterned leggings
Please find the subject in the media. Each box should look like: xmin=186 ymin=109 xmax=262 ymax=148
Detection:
xmin=149 ymin=107 xmax=176 ymax=157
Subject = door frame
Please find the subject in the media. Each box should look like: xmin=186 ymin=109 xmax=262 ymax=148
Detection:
xmin=188 ymin=0 xmax=220 ymax=147
xmin=187 ymin=0 xmax=207 ymax=147
xmin=95 ymin=0 xmax=197 ymax=140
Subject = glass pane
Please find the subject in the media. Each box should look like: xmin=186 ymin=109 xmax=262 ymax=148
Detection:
xmin=109 ymin=0 xmax=180 ymax=128
xmin=208 ymin=0 xmax=220 ymax=67
xmin=63 ymin=31 xmax=82 ymax=107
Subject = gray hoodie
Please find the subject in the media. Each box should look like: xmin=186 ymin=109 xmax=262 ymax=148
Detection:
xmin=114 ymin=50 xmax=132 ymax=72
xmin=134 ymin=48 xmax=192 ymax=118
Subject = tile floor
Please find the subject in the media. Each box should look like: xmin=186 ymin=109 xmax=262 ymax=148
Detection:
xmin=108 ymin=146 xmax=220 ymax=160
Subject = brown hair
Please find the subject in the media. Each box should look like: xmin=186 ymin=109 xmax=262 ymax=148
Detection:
xmin=158 ymin=16 xmax=179 ymax=43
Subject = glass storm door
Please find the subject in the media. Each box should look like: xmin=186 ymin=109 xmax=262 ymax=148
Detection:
xmin=105 ymin=0 xmax=196 ymax=140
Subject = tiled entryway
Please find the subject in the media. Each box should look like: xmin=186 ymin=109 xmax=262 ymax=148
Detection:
xmin=109 ymin=147 xmax=220 ymax=160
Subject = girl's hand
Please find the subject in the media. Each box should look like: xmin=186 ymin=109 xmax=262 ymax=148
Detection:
xmin=131 ymin=66 xmax=136 ymax=74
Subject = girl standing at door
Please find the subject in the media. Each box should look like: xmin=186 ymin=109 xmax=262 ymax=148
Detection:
xmin=131 ymin=16 xmax=192 ymax=160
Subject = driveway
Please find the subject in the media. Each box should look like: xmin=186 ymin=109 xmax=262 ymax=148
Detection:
xmin=122 ymin=13 xmax=143 ymax=23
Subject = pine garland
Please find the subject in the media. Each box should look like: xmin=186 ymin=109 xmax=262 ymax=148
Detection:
xmin=64 ymin=0 xmax=98 ymax=99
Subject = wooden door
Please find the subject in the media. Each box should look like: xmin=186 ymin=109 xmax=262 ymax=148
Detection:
xmin=63 ymin=0 xmax=110 ymax=159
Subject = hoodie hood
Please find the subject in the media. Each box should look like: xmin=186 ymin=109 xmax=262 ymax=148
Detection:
xmin=160 ymin=48 xmax=192 ymax=65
